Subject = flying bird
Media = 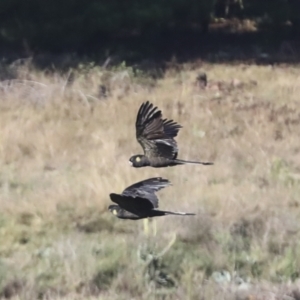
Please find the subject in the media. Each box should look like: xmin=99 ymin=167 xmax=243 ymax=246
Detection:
xmin=108 ymin=177 xmax=195 ymax=220
xmin=129 ymin=101 xmax=214 ymax=168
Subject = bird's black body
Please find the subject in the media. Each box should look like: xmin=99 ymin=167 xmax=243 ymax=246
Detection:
xmin=129 ymin=101 xmax=213 ymax=168
xmin=108 ymin=204 xmax=190 ymax=220
xmin=108 ymin=177 xmax=195 ymax=220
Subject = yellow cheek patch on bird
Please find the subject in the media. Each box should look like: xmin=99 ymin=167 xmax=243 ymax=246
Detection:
xmin=113 ymin=209 xmax=118 ymax=215
xmin=136 ymin=157 xmax=141 ymax=162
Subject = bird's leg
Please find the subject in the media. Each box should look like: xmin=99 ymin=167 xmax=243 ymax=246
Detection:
xmin=142 ymin=218 xmax=157 ymax=237
xmin=143 ymin=218 xmax=149 ymax=236
xmin=152 ymin=219 xmax=157 ymax=237
xmin=146 ymin=218 xmax=157 ymax=237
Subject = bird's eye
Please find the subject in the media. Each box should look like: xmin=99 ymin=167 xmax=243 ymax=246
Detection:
xmin=113 ymin=209 xmax=118 ymax=215
xmin=135 ymin=157 xmax=141 ymax=162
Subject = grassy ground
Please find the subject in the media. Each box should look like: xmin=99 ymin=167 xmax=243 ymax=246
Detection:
xmin=0 ymin=59 xmax=300 ymax=299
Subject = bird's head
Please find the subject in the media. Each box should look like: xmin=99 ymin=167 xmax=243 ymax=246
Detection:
xmin=129 ymin=155 xmax=150 ymax=168
xmin=108 ymin=205 xmax=120 ymax=216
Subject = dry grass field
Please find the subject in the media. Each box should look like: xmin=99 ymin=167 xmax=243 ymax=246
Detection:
xmin=0 ymin=59 xmax=300 ymax=299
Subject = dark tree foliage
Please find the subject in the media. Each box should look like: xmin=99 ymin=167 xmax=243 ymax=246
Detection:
xmin=242 ymin=0 xmax=299 ymax=35
xmin=0 ymin=0 xmax=299 ymax=54
xmin=288 ymin=0 xmax=300 ymax=36
xmin=0 ymin=0 xmax=216 ymax=52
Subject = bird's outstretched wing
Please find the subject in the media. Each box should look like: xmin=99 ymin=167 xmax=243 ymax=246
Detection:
xmin=122 ymin=177 xmax=171 ymax=208
xmin=135 ymin=101 xmax=182 ymax=159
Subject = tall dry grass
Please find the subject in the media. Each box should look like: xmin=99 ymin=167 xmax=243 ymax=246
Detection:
xmin=0 ymin=60 xmax=300 ymax=299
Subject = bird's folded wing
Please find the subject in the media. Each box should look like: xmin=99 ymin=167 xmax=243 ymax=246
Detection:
xmin=110 ymin=193 xmax=154 ymax=215
xmin=151 ymin=139 xmax=178 ymax=159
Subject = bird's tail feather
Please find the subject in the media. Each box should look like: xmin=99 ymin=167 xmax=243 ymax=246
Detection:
xmin=175 ymin=159 xmax=213 ymax=166
xmin=158 ymin=210 xmax=196 ymax=216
